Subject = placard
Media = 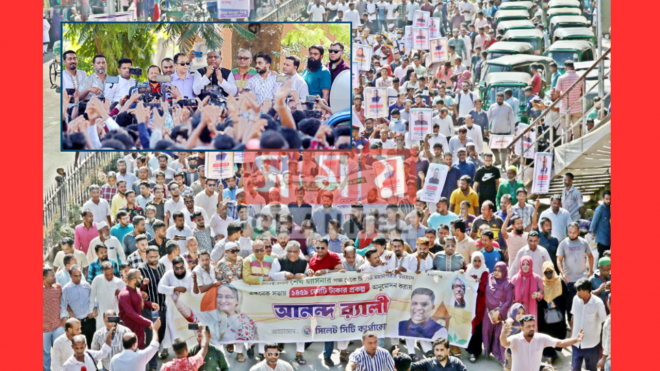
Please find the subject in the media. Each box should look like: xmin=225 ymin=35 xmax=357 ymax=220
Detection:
xmin=430 ymin=38 xmax=449 ymax=64
xmin=489 ymin=135 xmax=515 ymax=149
xmin=420 ymin=163 xmax=449 ymax=203
xmin=414 ymin=10 xmax=431 ymax=27
xmin=515 ymin=123 xmax=536 ymax=159
xmin=429 ymin=17 xmax=442 ymax=39
xmin=532 ymin=153 xmax=553 ymax=194
xmin=410 ymin=108 xmax=434 ymax=141
xmin=354 ymin=45 xmax=373 ymax=72
xmin=206 ymin=152 xmax=235 ymax=180
xmin=218 ymin=0 xmax=250 ymax=19
xmin=413 ymin=27 xmax=430 ymax=51
xmin=405 ymin=26 xmax=413 ymax=52
xmin=364 ymin=87 xmax=389 ymax=119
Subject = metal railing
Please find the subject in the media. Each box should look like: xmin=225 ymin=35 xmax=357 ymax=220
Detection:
xmin=257 ymin=0 xmax=307 ymax=22
xmin=43 ymin=152 xmax=122 ymax=258
xmin=506 ymin=48 xmax=611 ymax=186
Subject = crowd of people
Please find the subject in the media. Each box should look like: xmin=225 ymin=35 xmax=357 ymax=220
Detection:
xmin=61 ymin=40 xmax=351 ymax=150
xmin=43 ymin=148 xmax=610 ymax=371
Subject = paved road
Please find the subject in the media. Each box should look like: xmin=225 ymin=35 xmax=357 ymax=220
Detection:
xmin=154 ymin=339 xmax=574 ymax=370
xmin=43 ymin=50 xmax=75 ymax=195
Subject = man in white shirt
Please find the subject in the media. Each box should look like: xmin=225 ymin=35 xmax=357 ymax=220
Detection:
xmin=433 ymin=107 xmax=455 ymax=138
xmin=194 ymin=178 xmax=219 ymax=219
xmin=181 ymin=194 xmax=209 ymax=230
xmin=358 ymin=247 xmax=392 ymax=273
xmin=158 ymin=257 xmax=194 ymax=348
xmin=309 ymin=0 xmax=328 ymax=21
xmin=459 ymin=0 xmax=474 ymax=22
xmin=344 ymin=2 xmax=362 ymax=29
xmin=62 ymin=50 xmax=88 ymax=102
xmin=463 ymin=114 xmax=484 ymax=155
xmin=109 ymin=318 xmax=161 ymax=371
xmin=570 ymin=277 xmax=608 ymax=371
xmin=192 ymin=250 xmax=217 ymax=294
xmin=384 ymin=0 xmax=398 ymax=26
xmin=164 ymin=183 xmax=186 ymax=227
xmin=387 ymin=238 xmax=416 ymax=272
xmin=366 ymin=0 xmax=377 ymax=23
xmin=159 ymin=241 xmax=190 ymax=272
xmin=62 ymin=333 xmax=112 ymax=371
xmin=281 ymin=55 xmax=310 ymax=101
xmin=209 ymin=201 xmax=235 ymax=238
xmin=90 ymin=262 xmax=126 ymax=330
xmin=87 ymin=222 xmax=125 ymax=265
xmin=90 ymin=310 xmax=132 ymax=370
xmin=82 ymin=184 xmax=112 ymax=226
xmin=51 ymin=319 xmax=81 ymax=371
xmin=455 ymin=81 xmax=476 ymax=118
xmin=166 ymin=211 xmax=193 ymax=254
xmin=105 ymin=58 xmax=136 ymax=104
xmin=192 ymin=50 xmax=238 ymax=97
xmin=508 ymin=232 xmax=552 ymax=277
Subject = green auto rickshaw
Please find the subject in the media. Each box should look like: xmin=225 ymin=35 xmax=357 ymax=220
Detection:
xmin=552 ymin=27 xmax=597 ymax=44
xmin=480 ymin=54 xmax=555 ymax=90
xmin=544 ymin=40 xmax=596 ymax=73
xmin=480 ymin=72 xmax=532 ymax=121
xmin=548 ymin=0 xmax=581 ymax=9
xmin=497 ymin=19 xmax=536 ymax=35
xmin=549 ymin=15 xmax=589 ymax=39
xmin=499 ymin=1 xmax=535 ymax=16
xmin=502 ymin=29 xmax=545 ymax=54
xmin=494 ymin=9 xmax=531 ymax=24
xmin=487 ymin=42 xmax=534 ymax=60
xmin=546 ymin=7 xmax=582 ymax=25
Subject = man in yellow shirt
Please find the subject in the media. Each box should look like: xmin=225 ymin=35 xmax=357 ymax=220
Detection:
xmin=110 ymin=180 xmax=128 ymax=223
xmin=449 ymin=175 xmax=480 ymax=215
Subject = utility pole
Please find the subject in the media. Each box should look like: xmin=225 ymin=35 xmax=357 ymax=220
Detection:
xmin=597 ymin=0 xmax=604 ymax=97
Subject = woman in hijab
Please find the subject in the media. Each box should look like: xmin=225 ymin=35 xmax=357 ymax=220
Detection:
xmin=466 ymin=251 xmax=489 ymax=363
xmin=504 ymin=303 xmax=526 ymax=371
xmin=510 ymin=256 xmax=544 ymax=329
xmin=482 ymin=261 xmax=514 ymax=364
xmin=538 ymin=260 xmax=569 ymax=364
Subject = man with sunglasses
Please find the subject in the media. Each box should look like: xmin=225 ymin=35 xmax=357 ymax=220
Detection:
xmin=249 ymin=343 xmax=294 ymax=371
xmin=327 ymin=42 xmax=350 ymax=84
xmin=193 ymin=50 xmax=237 ymax=100
xmin=306 ymin=238 xmax=344 ymax=366
xmin=170 ymin=52 xmax=196 ymax=99
xmin=164 ymin=182 xmax=186 ymax=229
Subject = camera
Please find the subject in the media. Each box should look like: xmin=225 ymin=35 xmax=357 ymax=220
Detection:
xmin=137 ymin=83 xmax=150 ymax=95
xmin=181 ymin=99 xmax=198 ymax=107
xmin=107 ymin=316 xmax=121 ymax=323
xmin=154 ymin=75 xmax=173 ymax=83
xmin=129 ymin=67 xmax=143 ymax=76
xmin=309 ymin=110 xmax=323 ymax=118
xmin=188 ymin=323 xmax=199 ymax=330
xmin=66 ymin=88 xmax=75 ymax=103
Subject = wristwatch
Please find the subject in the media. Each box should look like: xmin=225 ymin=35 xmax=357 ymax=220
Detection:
xmin=240 ymin=112 xmax=254 ymax=120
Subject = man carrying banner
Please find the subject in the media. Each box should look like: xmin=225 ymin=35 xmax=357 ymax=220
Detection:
xmin=347 ymin=330 xmax=395 ymax=371
xmin=266 ymin=241 xmax=310 ymax=365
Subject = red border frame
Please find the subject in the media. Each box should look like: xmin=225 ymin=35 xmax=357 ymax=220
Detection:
xmin=0 ymin=1 xmax=647 ymax=369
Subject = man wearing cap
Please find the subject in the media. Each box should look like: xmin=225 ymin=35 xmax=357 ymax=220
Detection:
xmin=589 ymin=257 xmax=611 ymax=314
xmin=495 ymin=166 xmax=525 ymax=210
xmin=556 ymin=60 xmax=584 ymax=139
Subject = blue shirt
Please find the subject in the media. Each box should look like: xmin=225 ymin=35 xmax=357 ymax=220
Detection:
xmin=427 ymin=211 xmax=459 ymax=230
xmin=61 ymin=280 xmax=93 ymax=319
xmin=482 ymin=248 xmax=504 ymax=273
xmin=389 ymin=102 xmax=404 ymax=119
xmin=525 ymin=94 xmax=539 ymax=117
xmin=534 ymin=228 xmax=559 ymax=269
xmin=469 ymin=109 xmax=489 ymax=136
xmin=506 ymin=96 xmax=521 ymax=122
xmin=222 ymin=187 xmax=238 ymax=202
xmin=111 ymin=224 xmax=134 ymax=248
xmin=302 ymin=66 xmax=332 ymax=97
xmin=454 ymin=160 xmax=476 ymax=182
xmin=589 ymin=203 xmax=611 ymax=246
xmin=87 ymin=258 xmax=121 ymax=283
xmin=170 ymin=72 xmax=196 ymax=99
xmin=442 ymin=167 xmax=462 ymax=200
xmin=389 ymin=118 xmax=406 ymax=134
xmin=325 ymin=234 xmax=349 ymax=254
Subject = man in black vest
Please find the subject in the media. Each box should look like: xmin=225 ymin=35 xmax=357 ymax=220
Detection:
xmin=192 ymin=50 xmax=238 ymax=100
xmin=268 ymin=241 xmax=310 ymax=365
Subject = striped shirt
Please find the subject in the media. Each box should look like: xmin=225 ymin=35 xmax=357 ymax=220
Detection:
xmin=561 ymin=186 xmax=584 ymax=222
xmin=556 ymin=70 xmax=583 ymax=114
xmin=44 ymin=283 xmax=63 ymax=332
xmin=61 ymin=281 xmax=93 ymax=319
xmin=512 ymin=202 xmax=535 ymax=229
xmin=139 ymin=262 xmax=167 ymax=309
xmin=348 ymin=346 xmax=395 ymax=371
xmin=231 ymin=67 xmax=258 ymax=94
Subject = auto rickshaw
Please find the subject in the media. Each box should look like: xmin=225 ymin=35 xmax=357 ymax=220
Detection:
xmin=544 ymin=40 xmax=596 ymax=73
xmin=546 ymin=6 xmax=582 ymax=25
xmin=549 ymin=15 xmax=589 ymax=38
xmin=548 ymin=0 xmax=581 ymax=9
xmin=494 ymin=9 xmax=531 ymax=24
xmin=499 ymin=1 xmax=535 ymax=16
xmin=552 ymin=27 xmax=597 ymax=44
xmin=497 ymin=19 xmax=536 ymax=35
xmin=486 ymin=42 xmax=534 ymax=60
xmin=479 ymin=72 xmax=532 ymax=121
xmin=480 ymin=54 xmax=555 ymax=89
xmin=502 ymin=29 xmax=545 ymax=54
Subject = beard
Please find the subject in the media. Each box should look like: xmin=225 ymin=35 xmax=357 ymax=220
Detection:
xmin=257 ymin=66 xmax=268 ymax=75
xmin=174 ymin=270 xmax=187 ymax=280
xmin=515 ymin=228 xmax=524 ymax=235
xmin=307 ymin=58 xmax=322 ymax=72
xmin=96 ymin=68 xmax=106 ymax=75
xmin=526 ymin=330 xmax=535 ymax=338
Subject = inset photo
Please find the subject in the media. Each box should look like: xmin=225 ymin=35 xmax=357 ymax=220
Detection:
xmin=59 ymin=22 xmax=352 ymax=151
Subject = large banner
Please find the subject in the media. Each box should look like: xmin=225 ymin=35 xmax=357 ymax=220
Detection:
xmin=364 ymin=87 xmax=389 ymax=118
xmin=170 ymin=272 xmax=478 ymax=348
xmin=532 ymin=153 xmax=553 ymax=194
xmin=218 ymin=0 xmax=250 ymax=19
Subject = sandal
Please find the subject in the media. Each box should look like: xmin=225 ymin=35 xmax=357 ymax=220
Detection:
xmin=226 ymin=344 xmax=234 ymax=353
xmin=469 ymin=354 xmax=477 ymax=363
xmin=158 ymin=349 xmax=169 ymax=359
xmin=295 ymin=354 xmax=307 ymax=365
xmin=237 ymin=353 xmax=246 ymax=363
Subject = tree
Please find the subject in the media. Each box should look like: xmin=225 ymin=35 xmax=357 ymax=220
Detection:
xmin=230 ymin=23 xmax=284 ymax=72
xmin=274 ymin=23 xmax=352 ymax=66
xmin=63 ymin=23 xmax=255 ymax=81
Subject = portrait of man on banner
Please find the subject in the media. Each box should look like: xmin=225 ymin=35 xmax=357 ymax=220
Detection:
xmin=413 ymin=27 xmax=430 ymax=51
xmin=398 ymin=287 xmax=448 ymax=339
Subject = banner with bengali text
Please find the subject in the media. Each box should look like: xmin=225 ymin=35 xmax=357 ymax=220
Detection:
xmin=170 ymin=271 xmax=478 ymax=348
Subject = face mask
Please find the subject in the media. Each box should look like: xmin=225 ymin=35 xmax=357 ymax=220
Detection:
xmin=544 ymin=271 xmax=553 ymax=279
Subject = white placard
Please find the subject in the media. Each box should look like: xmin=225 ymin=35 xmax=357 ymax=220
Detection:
xmin=364 ymin=87 xmax=389 ymax=119
xmin=420 ymin=163 xmax=449 ymax=203
xmin=410 ymin=108 xmax=434 ymax=141
xmin=532 ymin=153 xmax=553 ymax=194
xmin=206 ymin=152 xmax=235 ymax=180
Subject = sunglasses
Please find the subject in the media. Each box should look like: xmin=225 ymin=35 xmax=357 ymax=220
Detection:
xmin=329 ymin=49 xmax=342 ymax=54
xmin=173 ymin=266 xmax=186 ymax=271
xmin=178 ymin=62 xmax=190 ymax=66
xmin=317 ymin=246 xmax=327 ymax=250
xmin=227 ymin=249 xmax=240 ymax=254
xmin=253 ymin=248 xmax=265 ymax=253
xmin=238 ymin=57 xmax=251 ymax=60
xmin=264 ymin=246 xmax=273 ymax=249
xmin=267 ymin=352 xmax=280 ymax=357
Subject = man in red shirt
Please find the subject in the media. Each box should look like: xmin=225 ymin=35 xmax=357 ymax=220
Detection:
xmin=530 ymin=63 xmax=543 ymax=96
xmin=160 ymin=327 xmax=209 ymax=371
xmin=306 ymin=238 xmax=344 ymax=367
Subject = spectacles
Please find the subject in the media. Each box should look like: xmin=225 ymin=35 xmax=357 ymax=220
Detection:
xmin=267 ymin=352 xmax=280 ymax=357
xmin=178 ymin=62 xmax=190 ymax=66
xmin=170 ymin=186 xmax=180 ymax=191
xmin=184 ymin=200 xmax=194 ymax=204
xmin=264 ymin=246 xmax=273 ymax=249
xmin=207 ymin=55 xmax=219 ymax=59
xmin=317 ymin=246 xmax=327 ymax=250
xmin=173 ymin=266 xmax=186 ymax=271
xmin=238 ymin=57 xmax=251 ymax=60
xmin=287 ymin=250 xmax=299 ymax=254
xmin=253 ymin=248 xmax=265 ymax=253
xmin=329 ymin=49 xmax=342 ymax=54
xmin=227 ymin=249 xmax=240 ymax=254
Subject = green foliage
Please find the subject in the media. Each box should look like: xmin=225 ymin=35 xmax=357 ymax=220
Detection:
xmin=63 ymin=23 xmax=254 ymax=82
xmin=276 ymin=23 xmax=352 ymax=65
